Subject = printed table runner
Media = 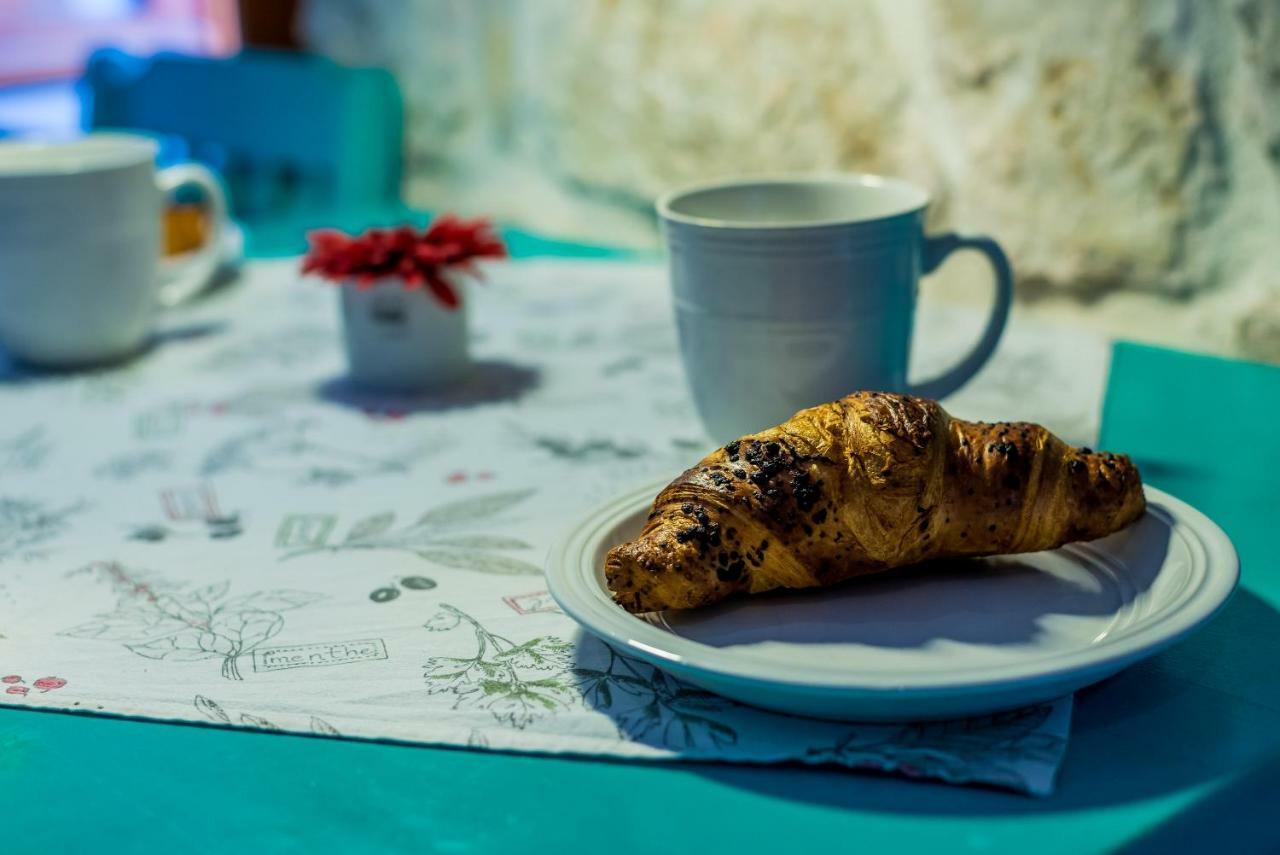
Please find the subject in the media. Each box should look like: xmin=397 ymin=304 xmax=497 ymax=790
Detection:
xmin=0 ymin=260 xmax=1108 ymax=795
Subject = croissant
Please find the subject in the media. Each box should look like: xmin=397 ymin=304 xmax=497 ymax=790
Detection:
xmin=606 ymin=391 xmax=1145 ymax=613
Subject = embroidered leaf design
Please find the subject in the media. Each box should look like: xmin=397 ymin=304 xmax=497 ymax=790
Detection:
xmin=239 ymin=713 xmax=280 ymax=730
xmin=194 ymin=695 xmax=231 ymax=723
xmin=415 ymin=490 xmax=534 ymax=528
xmin=415 ymin=550 xmax=543 ymax=576
xmin=425 ymin=534 xmax=531 ymax=550
xmin=345 ymin=512 xmax=395 ymax=543
xmin=310 ymin=716 xmax=340 ymax=736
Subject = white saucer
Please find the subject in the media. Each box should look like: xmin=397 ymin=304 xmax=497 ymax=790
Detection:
xmin=546 ymin=480 xmax=1238 ymax=721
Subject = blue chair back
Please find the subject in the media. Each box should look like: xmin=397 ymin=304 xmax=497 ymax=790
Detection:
xmin=81 ymin=48 xmax=403 ymax=228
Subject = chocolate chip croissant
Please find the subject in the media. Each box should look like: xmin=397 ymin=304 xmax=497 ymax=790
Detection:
xmin=606 ymin=391 xmax=1145 ymax=613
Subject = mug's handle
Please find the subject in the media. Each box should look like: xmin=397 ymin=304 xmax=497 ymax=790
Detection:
xmin=155 ymin=163 xmax=229 ymax=308
xmin=906 ymin=233 xmax=1014 ymax=400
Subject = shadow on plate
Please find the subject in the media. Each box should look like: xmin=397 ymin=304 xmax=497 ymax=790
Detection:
xmin=655 ymin=511 xmax=1168 ymax=650
xmin=684 ymin=587 xmax=1280 ymax=813
xmin=314 ymin=359 xmax=541 ymax=415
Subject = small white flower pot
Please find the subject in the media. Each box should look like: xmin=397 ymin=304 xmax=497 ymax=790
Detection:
xmin=339 ymin=277 xmax=469 ymax=392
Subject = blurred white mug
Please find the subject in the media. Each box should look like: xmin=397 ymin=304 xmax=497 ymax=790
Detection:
xmin=0 ymin=133 xmax=228 ymax=367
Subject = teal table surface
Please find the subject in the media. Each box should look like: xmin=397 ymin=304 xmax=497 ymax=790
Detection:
xmin=240 ymin=205 xmax=646 ymax=262
xmin=3 ymin=226 xmax=1278 ymax=853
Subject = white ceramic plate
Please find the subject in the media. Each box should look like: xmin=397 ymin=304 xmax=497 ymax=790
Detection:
xmin=547 ymin=480 xmax=1238 ymax=721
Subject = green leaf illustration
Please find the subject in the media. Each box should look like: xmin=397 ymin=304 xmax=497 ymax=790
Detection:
xmin=344 ymin=512 xmax=395 ymax=543
xmin=483 ymin=685 xmax=571 ymax=730
xmin=424 ymin=534 xmax=532 ymax=550
xmin=275 ymin=513 xmax=337 ymax=548
xmin=415 ymin=550 xmax=543 ymax=576
xmin=422 ymin=604 xmax=575 ymax=729
xmin=415 ymin=490 xmax=535 ymax=528
xmin=497 ymin=637 xmax=573 ymax=671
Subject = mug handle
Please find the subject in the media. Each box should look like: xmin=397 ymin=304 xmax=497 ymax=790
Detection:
xmin=155 ymin=163 xmax=229 ymax=308
xmin=906 ymin=232 xmax=1014 ymax=400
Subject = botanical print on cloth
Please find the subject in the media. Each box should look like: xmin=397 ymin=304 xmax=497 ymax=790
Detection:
xmin=94 ymin=450 xmax=174 ymax=481
xmin=202 ymin=420 xmax=430 ymax=486
xmin=0 ymin=498 xmax=83 ymax=561
xmin=0 ymin=427 xmax=51 ymax=473
xmin=2 ymin=674 xmax=68 ymax=699
xmin=805 ymin=705 xmax=1067 ymax=791
xmin=503 ymin=591 xmax=561 ymax=615
xmin=61 ymin=562 xmax=324 ymax=680
xmin=573 ymin=640 xmax=738 ymax=750
xmin=0 ymin=259 xmax=1095 ymax=796
xmin=200 ymin=325 xmax=333 ymax=372
xmin=194 ymin=694 xmax=340 ymax=736
xmin=276 ymin=490 xmax=543 ymax=575
xmin=422 ymin=605 xmax=737 ymax=748
xmin=129 ymin=485 xmax=243 ymax=543
xmin=423 ymin=604 xmax=576 ymax=729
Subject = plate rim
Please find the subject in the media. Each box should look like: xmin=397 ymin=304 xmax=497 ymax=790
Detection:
xmin=546 ymin=479 xmax=1239 ymax=696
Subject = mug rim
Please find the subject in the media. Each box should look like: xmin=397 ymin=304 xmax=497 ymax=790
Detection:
xmin=656 ymin=172 xmax=930 ymax=230
xmin=0 ymin=132 xmax=158 ymax=178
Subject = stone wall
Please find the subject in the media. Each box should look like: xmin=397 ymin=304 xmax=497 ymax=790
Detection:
xmin=302 ymin=0 xmax=1280 ymax=362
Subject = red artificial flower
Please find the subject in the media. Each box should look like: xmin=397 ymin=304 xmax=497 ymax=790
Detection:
xmin=5 ymin=685 xmax=28 ymax=696
xmin=1 ymin=675 xmax=20 ymax=684
xmin=300 ymin=216 xmax=507 ymax=310
xmin=33 ymin=677 xmax=66 ymax=692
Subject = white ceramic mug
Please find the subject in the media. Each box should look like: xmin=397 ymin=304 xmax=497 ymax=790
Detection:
xmin=0 ymin=133 xmax=228 ymax=367
xmin=657 ymin=174 xmax=1013 ymax=443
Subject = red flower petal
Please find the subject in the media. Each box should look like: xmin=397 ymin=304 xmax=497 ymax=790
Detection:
xmin=424 ymin=273 xmax=460 ymax=310
xmin=298 ymin=217 xmax=505 ymax=293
